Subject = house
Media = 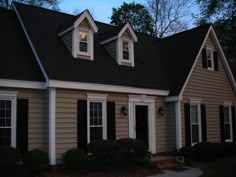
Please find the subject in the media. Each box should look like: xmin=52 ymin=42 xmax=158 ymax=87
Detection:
xmin=0 ymin=2 xmax=236 ymax=165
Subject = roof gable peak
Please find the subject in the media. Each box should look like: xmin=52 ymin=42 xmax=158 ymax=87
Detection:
xmin=119 ymin=22 xmax=137 ymax=42
xmin=73 ymin=10 xmax=98 ymax=33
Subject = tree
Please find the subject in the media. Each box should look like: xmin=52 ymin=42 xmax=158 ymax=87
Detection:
xmin=146 ymin=0 xmax=191 ymax=38
xmin=195 ymin=0 xmax=235 ymax=61
xmin=110 ymin=2 xmax=154 ymax=35
xmin=0 ymin=0 xmax=60 ymax=10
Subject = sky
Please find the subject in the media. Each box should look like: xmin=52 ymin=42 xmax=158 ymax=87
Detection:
xmin=59 ymin=0 xmax=197 ymax=27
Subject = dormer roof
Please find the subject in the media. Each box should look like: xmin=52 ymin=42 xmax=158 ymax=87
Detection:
xmin=101 ymin=22 xmax=137 ymax=45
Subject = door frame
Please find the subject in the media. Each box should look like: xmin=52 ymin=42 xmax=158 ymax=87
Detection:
xmin=128 ymin=95 xmax=156 ymax=153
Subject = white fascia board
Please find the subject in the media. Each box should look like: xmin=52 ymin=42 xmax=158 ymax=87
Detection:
xmin=180 ymin=26 xmax=236 ymax=97
xmin=165 ymin=96 xmax=183 ymax=102
xmin=74 ymin=10 xmax=98 ymax=33
xmin=58 ymin=26 xmax=73 ymax=36
xmin=210 ymin=26 xmax=236 ymax=94
xmin=0 ymin=79 xmax=46 ymax=89
xmin=118 ymin=23 xmax=138 ymax=42
xmin=47 ymin=80 xmax=169 ymax=96
xmin=12 ymin=4 xmax=48 ymax=81
xmin=179 ymin=26 xmax=212 ymax=97
xmin=100 ymin=36 xmax=118 ymax=45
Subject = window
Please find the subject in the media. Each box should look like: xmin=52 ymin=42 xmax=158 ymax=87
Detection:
xmin=87 ymin=94 xmax=107 ymax=143
xmin=206 ymin=49 xmax=214 ymax=70
xmin=0 ymin=92 xmax=17 ymax=147
xmin=223 ymin=106 xmax=233 ymax=142
xmin=122 ymin=40 xmax=129 ymax=60
xmin=79 ymin=31 xmax=88 ymax=53
xmin=190 ymin=104 xmax=201 ymax=145
xmin=0 ymin=100 xmax=12 ymax=146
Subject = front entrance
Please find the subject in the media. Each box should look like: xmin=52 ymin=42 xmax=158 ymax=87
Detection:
xmin=135 ymin=105 xmax=149 ymax=145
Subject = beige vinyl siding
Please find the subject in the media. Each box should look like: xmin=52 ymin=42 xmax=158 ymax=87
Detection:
xmin=79 ymin=19 xmax=90 ymax=29
xmin=61 ymin=31 xmax=72 ymax=53
xmin=104 ymin=40 xmax=117 ymax=61
xmin=0 ymin=88 xmax=47 ymax=151
xmin=17 ymin=89 xmax=47 ymax=151
xmin=55 ymin=89 xmax=130 ymax=161
xmin=156 ymin=100 xmax=176 ymax=153
xmin=121 ymin=30 xmax=131 ymax=39
xmin=181 ymin=35 xmax=236 ymax=145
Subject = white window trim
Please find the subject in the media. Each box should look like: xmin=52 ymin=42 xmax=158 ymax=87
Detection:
xmin=72 ymin=28 xmax=94 ymax=60
xmin=117 ymin=38 xmax=135 ymax=67
xmin=206 ymin=47 xmax=214 ymax=71
xmin=0 ymin=91 xmax=18 ymax=148
xmin=87 ymin=94 xmax=107 ymax=143
xmin=128 ymin=95 xmax=156 ymax=153
xmin=223 ymin=103 xmax=233 ymax=142
xmin=190 ymin=103 xmax=202 ymax=146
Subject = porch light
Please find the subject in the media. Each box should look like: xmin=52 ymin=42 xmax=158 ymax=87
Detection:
xmin=120 ymin=106 xmax=128 ymax=116
xmin=158 ymin=107 xmax=164 ymax=117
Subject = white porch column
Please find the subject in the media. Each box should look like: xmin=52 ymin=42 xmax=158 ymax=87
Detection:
xmin=175 ymin=100 xmax=182 ymax=149
xmin=49 ymin=88 xmax=56 ymax=165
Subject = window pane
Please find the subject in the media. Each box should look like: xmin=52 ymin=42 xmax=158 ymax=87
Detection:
xmin=207 ymin=59 xmax=212 ymax=68
xmin=0 ymin=128 xmax=11 ymax=146
xmin=191 ymin=105 xmax=198 ymax=124
xmin=224 ymin=107 xmax=230 ymax=123
xmin=90 ymin=102 xmax=103 ymax=126
xmin=192 ymin=125 xmax=199 ymax=143
xmin=90 ymin=127 xmax=102 ymax=142
xmin=79 ymin=32 xmax=87 ymax=42
xmin=123 ymin=51 xmax=129 ymax=60
xmin=225 ymin=124 xmax=231 ymax=140
xmin=122 ymin=41 xmax=129 ymax=50
xmin=80 ymin=42 xmax=87 ymax=52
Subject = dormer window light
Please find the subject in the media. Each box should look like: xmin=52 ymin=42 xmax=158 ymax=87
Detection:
xmin=79 ymin=30 xmax=88 ymax=53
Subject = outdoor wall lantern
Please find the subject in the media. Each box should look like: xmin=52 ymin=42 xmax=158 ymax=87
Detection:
xmin=120 ymin=106 xmax=128 ymax=116
xmin=158 ymin=107 xmax=164 ymax=117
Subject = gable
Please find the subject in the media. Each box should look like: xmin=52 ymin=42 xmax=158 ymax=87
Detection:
xmin=183 ymin=34 xmax=236 ymax=100
xmin=79 ymin=19 xmax=90 ymax=29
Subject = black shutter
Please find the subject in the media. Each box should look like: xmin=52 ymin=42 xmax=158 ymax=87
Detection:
xmin=231 ymin=106 xmax=236 ymax=142
xmin=17 ymin=99 xmax=28 ymax=154
xmin=107 ymin=102 xmax=116 ymax=140
xmin=201 ymin=104 xmax=207 ymax=142
xmin=77 ymin=100 xmax=87 ymax=151
xmin=202 ymin=48 xmax=207 ymax=68
xmin=214 ymin=51 xmax=219 ymax=71
xmin=184 ymin=103 xmax=191 ymax=146
xmin=219 ymin=105 xmax=225 ymax=142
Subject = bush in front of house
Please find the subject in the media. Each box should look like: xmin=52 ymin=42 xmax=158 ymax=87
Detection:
xmin=23 ymin=149 xmax=49 ymax=173
xmin=0 ymin=146 xmax=20 ymax=167
xmin=117 ymin=138 xmax=149 ymax=164
xmin=63 ymin=148 xmax=88 ymax=170
xmin=179 ymin=142 xmax=236 ymax=163
xmin=88 ymin=140 xmax=122 ymax=169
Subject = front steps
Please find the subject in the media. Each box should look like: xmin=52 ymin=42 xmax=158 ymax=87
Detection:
xmin=151 ymin=156 xmax=184 ymax=170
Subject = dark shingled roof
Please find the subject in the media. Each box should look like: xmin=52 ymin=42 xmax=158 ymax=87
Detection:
xmin=6 ymin=2 xmax=211 ymax=95
xmin=0 ymin=7 xmax=45 ymax=82
xmin=158 ymin=25 xmax=211 ymax=95
xmin=13 ymin=2 xmax=170 ymax=91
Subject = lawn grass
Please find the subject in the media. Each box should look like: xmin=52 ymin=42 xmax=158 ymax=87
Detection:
xmin=200 ymin=157 xmax=236 ymax=177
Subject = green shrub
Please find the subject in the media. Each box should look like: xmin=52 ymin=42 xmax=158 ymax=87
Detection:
xmin=23 ymin=149 xmax=49 ymax=173
xmin=178 ymin=146 xmax=196 ymax=161
xmin=88 ymin=140 xmax=121 ymax=168
xmin=63 ymin=148 xmax=88 ymax=170
xmin=117 ymin=138 xmax=149 ymax=163
xmin=0 ymin=146 xmax=20 ymax=167
xmin=193 ymin=142 xmax=218 ymax=161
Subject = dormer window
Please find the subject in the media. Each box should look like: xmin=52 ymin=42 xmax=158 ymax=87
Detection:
xmin=68 ymin=10 xmax=97 ymax=60
xmin=100 ymin=22 xmax=137 ymax=67
xmin=122 ymin=40 xmax=129 ymax=60
xmin=79 ymin=30 xmax=88 ymax=53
